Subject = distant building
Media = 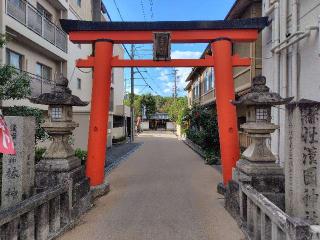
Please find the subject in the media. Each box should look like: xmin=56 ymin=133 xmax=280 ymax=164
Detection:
xmin=185 ymin=0 xmax=262 ymax=149
xmin=141 ymin=112 xmax=175 ymax=131
xmin=0 ymin=0 xmax=127 ymax=149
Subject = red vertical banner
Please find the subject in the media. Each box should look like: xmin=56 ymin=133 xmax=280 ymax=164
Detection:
xmin=0 ymin=116 xmax=16 ymax=155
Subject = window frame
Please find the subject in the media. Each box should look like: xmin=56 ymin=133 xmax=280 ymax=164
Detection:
xmin=36 ymin=3 xmax=53 ymax=21
xmin=77 ymin=78 xmax=82 ymax=90
xmin=6 ymin=49 xmax=23 ymax=70
xmin=36 ymin=62 xmax=52 ymax=81
xmin=76 ymin=0 xmax=81 ymax=7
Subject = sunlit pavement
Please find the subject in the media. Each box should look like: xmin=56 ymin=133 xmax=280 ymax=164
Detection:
xmin=59 ymin=132 xmax=244 ymax=240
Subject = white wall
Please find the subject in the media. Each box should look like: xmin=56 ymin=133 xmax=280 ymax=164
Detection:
xmin=262 ymin=0 xmax=320 ymax=163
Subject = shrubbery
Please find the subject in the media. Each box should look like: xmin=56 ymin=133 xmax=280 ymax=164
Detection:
xmin=184 ymin=104 xmax=220 ymax=164
xmin=75 ymin=148 xmax=88 ymax=165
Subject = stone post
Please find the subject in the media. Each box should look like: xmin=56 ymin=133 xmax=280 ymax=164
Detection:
xmin=1 ymin=116 xmax=35 ymax=208
xmin=285 ymin=100 xmax=320 ymax=224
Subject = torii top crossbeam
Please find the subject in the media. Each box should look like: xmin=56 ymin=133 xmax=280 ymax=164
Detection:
xmin=60 ymin=18 xmax=268 ymax=68
xmin=60 ymin=17 xmax=268 ymax=43
xmin=60 ymin=18 xmax=268 ymax=187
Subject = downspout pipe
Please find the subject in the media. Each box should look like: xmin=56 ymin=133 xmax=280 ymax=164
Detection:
xmin=274 ymin=27 xmax=318 ymax=53
xmin=292 ymin=0 xmax=299 ymax=100
xmin=273 ymin=2 xmax=281 ymax=161
xmin=264 ymin=0 xmax=280 ymax=160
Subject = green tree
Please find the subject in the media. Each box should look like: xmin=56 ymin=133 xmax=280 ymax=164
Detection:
xmin=0 ymin=34 xmax=47 ymax=143
xmin=0 ymin=34 xmax=31 ymax=101
xmin=162 ymin=97 xmax=188 ymax=124
xmin=124 ymin=93 xmax=156 ymax=119
xmin=140 ymin=94 xmax=156 ymax=118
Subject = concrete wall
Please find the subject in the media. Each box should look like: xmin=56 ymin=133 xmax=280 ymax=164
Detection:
xmin=262 ymin=0 xmax=320 ymax=163
xmin=73 ymin=112 xmax=90 ymax=150
xmin=113 ymin=127 xmax=125 ymax=140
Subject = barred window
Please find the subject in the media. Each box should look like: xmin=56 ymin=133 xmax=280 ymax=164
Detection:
xmin=51 ymin=107 xmax=62 ymax=120
xmin=256 ymin=108 xmax=269 ymax=121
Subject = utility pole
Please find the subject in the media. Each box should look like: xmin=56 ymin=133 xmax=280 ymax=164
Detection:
xmin=173 ymin=69 xmax=178 ymax=99
xmin=130 ymin=44 xmax=135 ymax=142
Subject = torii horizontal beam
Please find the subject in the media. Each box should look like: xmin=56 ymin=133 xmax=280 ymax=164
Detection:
xmin=60 ymin=18 xmax=268 ymax=44
xmin=77 ymin=55 xmax=251 ymax=68
xmin=68 ymin=30 xmax=259 ymax=44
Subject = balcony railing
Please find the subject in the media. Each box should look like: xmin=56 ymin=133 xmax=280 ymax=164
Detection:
xmin=6 ymin=0 xmax=68 ymax=53
xmin=29 ymin=74 xmax=56 ymax=98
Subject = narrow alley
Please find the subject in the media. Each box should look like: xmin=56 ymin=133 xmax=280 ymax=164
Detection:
xmin=59 ymin=132 xmax=244 ymax=240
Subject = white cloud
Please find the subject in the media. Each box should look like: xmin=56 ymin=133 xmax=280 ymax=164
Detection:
xmin=155 ymin=50 xmax=203 ymax=95
xmin=171 ymin=50 xmax=202 ymax=59
xmin=158 ymin=69 xmax=170 ymax=82
xmin=134 ymin=87 xmax=140 ymax=95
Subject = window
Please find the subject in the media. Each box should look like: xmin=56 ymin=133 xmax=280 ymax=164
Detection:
xmin=36 ymin=63 xmax=52 ymax=81
xmin=37 ymin=3 xmax=52 ymax=21
xmin=256 ymin=108 xmax=269 ymax=122
xmin=193 ymin=79 xmax=200 ymax=99
xmin=109 ymin=87 xmax=114 ymax=112
xmin=76 ymin=0 xmax=81 ymax=7
xmin=51 ymin=107 xmax=62 ymax=120
xmin=111 ymin=69 xmax=114 ymax=83
xmin=6 ymin=49 xmax=23 ymax=70
xmin=208 ymin=67 xmax=214 ymax=90
xmin=77 ymin=78 xmax=81 ymax=89
xmin=113 ymin=116 xmax=124 ymax=128
xmin=203 ymin=68 xmax=214 ymax=93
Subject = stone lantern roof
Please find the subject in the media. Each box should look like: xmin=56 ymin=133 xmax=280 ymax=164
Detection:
xmin=30 ymin=74 xmax=88 ymax=106
xmin=233 ymin=75 xmax=293 ymax=106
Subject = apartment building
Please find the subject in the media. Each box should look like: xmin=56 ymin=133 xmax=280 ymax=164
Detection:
xmin=0 ymin=0 xmax=126 ymax=150
xmin=185 ymin=0 xmax=262 ymax=148
xmin=262 ymin=0 xmax=320 ymax=163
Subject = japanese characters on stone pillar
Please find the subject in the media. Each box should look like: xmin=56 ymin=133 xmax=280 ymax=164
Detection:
xmin=1 ymin=117 xmax=35 ymax=208
xmin=285 ymin=100 xmax=320 ymax=224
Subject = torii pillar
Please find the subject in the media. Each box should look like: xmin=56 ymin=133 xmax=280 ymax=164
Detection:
xmin=212 ymin=38 xmax=240 ymax=185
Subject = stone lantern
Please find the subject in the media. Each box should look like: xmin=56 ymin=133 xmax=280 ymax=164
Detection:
xmin=31 ymin=74 xmax=88 ymax=170
xmin=234 ymin=75 xmax=293 ymax=163
xmin=30 ymin=74 xmax=92 ymax=217
xmin=233 ymin=75 xmax=293 ymax=206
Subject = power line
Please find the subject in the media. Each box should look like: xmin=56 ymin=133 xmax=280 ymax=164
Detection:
xmin=148 ymin=0 xmax=154 ymax=20
xmin=111 ymin=0 xmax=124 ymax=21
xmin=106 ymin=3 xmax=159 ymax=95
xmin=140 ymin=0 xmax=147 ymax=21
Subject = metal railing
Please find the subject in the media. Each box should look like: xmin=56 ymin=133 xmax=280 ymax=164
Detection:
xmin=240 ymin=184 xmax=311 ymax=240
xmin=8 ymin=66 xmax=56 ymax=97
xmin=6 ymin=0 xmax=68 ymax=53
xmin=29 ymin=74 xmax=56 ymax=97
xmin=0 ymin=184 xmax=71 ymax=239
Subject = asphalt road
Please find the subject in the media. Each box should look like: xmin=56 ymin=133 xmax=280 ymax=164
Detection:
xmin=59 ymin=132 xmax=244 ymax=240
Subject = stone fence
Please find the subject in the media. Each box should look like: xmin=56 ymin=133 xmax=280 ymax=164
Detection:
xmin=239 ymin=183 xmax=320 ymax=240
xmin=0 ymin=183 xmax=71 ymax=239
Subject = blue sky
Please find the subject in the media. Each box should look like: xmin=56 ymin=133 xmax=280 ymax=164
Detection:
xmin=102 ymin=0 xmax=236 ymax=96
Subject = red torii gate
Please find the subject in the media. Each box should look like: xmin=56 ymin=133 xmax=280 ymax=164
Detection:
xmin=60 ymin=18 xmax=268 ymax=187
